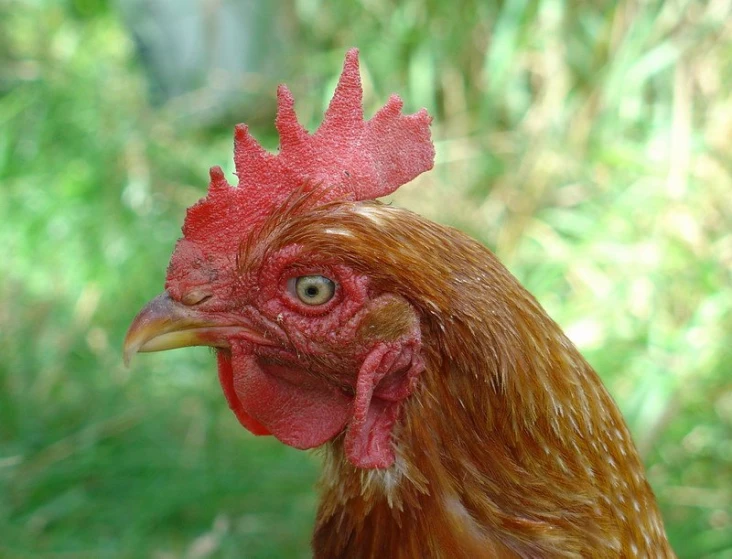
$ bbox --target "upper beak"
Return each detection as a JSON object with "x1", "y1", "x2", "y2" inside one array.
[{"x1": 123, "y1": 291, "x2": 243, "y2": 366}]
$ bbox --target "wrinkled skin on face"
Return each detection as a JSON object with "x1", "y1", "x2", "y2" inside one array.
[{"x1": 159, "y1": 229, "x2": 424, "y2": 469}]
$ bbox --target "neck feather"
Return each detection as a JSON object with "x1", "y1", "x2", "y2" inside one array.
[
  {"x1": 314, "y1": 230, "x2": 671, "y2": 558},
  {"x1": 279, "y1": 201, "x2": 672, "y2": 557}
]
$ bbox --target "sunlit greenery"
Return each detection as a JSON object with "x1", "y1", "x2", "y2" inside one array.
[{"x1": 1, "y1": 0, "x2": 730, "y2": 557}]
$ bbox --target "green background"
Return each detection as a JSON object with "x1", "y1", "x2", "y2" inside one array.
[{"x1": 1, "y1": 0, "x2": 730, "y2": 557}]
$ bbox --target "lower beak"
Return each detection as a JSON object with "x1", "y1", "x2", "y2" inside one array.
[{"x1": 123, "y1": 291, "x2": 234, "y2": 366}]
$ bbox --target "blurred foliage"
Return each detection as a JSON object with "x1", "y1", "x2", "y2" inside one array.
[{"x1": 0, "y1": 0, "x2": 730, "y2": 557}]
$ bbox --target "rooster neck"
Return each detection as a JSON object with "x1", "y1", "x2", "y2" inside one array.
[
  {"x1": 296, "y1": 206, "x2": 673, "y2": 556},
  {"x1": 313, "y1": 302, "x2": 674, "y2": 557}
]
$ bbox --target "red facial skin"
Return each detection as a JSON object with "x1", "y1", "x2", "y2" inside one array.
[{"x1": 164, "y1": 239, "x2": 423, "y2": 469}]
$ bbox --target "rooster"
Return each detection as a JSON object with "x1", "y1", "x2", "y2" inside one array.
[{"x1": 124, "y1": 49, "x2": 675, "y2": 558}]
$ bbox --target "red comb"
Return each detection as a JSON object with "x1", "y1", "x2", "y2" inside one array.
[{"x1": 182, "y1": 48, "x2": 435, "y2": 248}]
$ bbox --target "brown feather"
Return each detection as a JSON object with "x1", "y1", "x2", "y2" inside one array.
[{"x1": 264, "y1": 199, "x2": 674, "y2": 558}]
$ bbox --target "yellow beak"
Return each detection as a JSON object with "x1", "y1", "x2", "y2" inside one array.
[{"x1": 123, "y1": 291, "x2": 230, "y2": 366}]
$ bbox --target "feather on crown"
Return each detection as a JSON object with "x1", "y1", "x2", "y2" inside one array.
[{"x1": 181, "y1": 48, "x2": 435, "y2": 249}]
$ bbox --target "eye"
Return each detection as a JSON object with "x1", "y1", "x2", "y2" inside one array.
[{"x1": 291, "y1": 275, "x2": 336, "y2": 306}]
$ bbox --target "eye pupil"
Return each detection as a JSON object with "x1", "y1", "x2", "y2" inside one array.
[{"x1": 293, "y1": 275, "x2": 336, "y2": 306}]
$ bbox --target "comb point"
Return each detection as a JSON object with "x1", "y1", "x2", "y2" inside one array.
[
  {"x1": 276, "y1": 84, "x2": 308, "y2": 151},
  {"x1": 208, "y1": 166, "x2": 230, "y2": 193},
  {"x1": 322, "y1": 48, "x2": 363, "y2": 130},
  {"x1": 374, "y1": 95, "x2": 404, "y2": 120}
]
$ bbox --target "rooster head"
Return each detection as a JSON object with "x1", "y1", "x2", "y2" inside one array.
[{"x1": 123, "y1": 49, "x2": 435, "y2": 469}]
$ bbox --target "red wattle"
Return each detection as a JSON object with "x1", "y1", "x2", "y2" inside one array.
[
  {"x1": 220, "y1": 345, "x2": 352, "y2": 450},
  {"x1": 217, "y1": 351, "x2": 271, "y2": 436}
]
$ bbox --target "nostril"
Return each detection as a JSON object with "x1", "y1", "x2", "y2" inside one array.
[{"x1": 181, "y1": 290, "x2": 212, "y2": 306}]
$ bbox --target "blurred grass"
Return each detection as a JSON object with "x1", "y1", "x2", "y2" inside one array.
[{"x1": 1, "y1": 0, "x2": 731, "y2": 557}]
